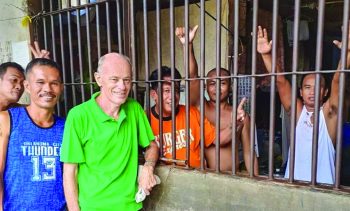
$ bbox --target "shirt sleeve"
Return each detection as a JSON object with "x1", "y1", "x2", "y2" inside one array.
[
  {"x1": 136, "y1": 103, "x2": 155, "y2": 148},
  {"x1": 60, "y1": 108, "x2": 86, "y2": 163}
]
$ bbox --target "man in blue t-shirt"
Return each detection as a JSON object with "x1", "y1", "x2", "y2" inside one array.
[{"x1": 0, "y1": 58, "x2": 66, "y2": 210}]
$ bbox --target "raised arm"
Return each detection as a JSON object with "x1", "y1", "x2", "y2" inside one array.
[
  {"x1": 0, "y1": 112, "x2": 10, "y2": 211},
  {"x1": 323, "y1": 25, "x2": 350, "y2": 144},
  {"x1": 257, "y1": 26, "x2": 297, "y2": 113},
  {"x1": 328, "y1": 29, "x2": 350, "y2": 112},
  {"x1": 175, "y1": 25, "x2": 200, "y2": 107}
]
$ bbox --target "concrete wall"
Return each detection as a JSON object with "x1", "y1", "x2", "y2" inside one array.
[
  {"x1": 135, "y1": 0, "x2": 230, "y2": 81},
  {"x1": 0, "y1": 0, "x2": 31, "y2": 104},
  {"x1": 0, "y1": 0, "x2": 30, "y2": 42},
  {"x1": 144, "y1": 166, "x2": 350, "y2": 211}
]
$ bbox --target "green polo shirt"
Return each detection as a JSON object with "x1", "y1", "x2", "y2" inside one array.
[{"x1": 60, "y1": 92, "x2": 154, "y2": 211}]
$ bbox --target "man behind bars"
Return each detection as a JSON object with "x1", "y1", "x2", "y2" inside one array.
[
  {"x1": 257, "y1": 25, "x2": 350, "y2": 184},
  {"x1": 149, "y1": 26, "x2": 247, "y2": 169},
  {"x1": 175, "y1": 25, "x2": 258, "y2": 174},
  {"x1": 0, "y1": 58, "x2": 66, "y2": 210},
  {"x1": 60, "y1": 53, "x2": 159, "y2": 210}
]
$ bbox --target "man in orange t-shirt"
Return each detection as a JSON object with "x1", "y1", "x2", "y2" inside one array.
[
  {"x1": 149, "y1": 67, "x2": 242, "y2": 168},
  {"x1": 149, "y1": 95, "x2": 215, "y2": 167}
]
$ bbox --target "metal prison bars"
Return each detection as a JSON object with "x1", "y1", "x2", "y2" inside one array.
[{"x1": 33, "y1": 0, "x2": 350, "y2": 191}]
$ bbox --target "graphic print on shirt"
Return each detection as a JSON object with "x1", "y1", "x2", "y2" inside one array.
[
  {"x1": 154, "y1": 129, "x2": 195, "y2": 155},
  {"x1": 21, "y1": 141, "x2": 61, "y2": 181}
]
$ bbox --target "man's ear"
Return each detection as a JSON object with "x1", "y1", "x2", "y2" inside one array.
[
  {"x1": 94, "y1": 72, "x2": 102, "y2": 87},
  {"x1": 299, "y1": 88, "x2": 303, "y2": 98},
  {"x1": 150, "y1": 89, "x2": 157, "y2": 101},
  {"x1": 23, "y1": 80, "x2": 30, "y2": 94}
]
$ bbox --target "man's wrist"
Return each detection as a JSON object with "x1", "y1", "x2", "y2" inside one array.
[{"x1": 144, "y1": 160, "x2": 156, "y2": 167}]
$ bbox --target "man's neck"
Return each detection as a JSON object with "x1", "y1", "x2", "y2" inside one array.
[
  {"x1": 208, "y1": 99, "x2": 231, "y2": 110},
  {"x1": 0, "y1": 96, "x2": 10, "y2": 111},
  {"x1": 154, "y1": 105, "x2": 171, "y2": 118},
  {"x1": 26, "y1": 104, "x2": 55, "y2": 127},
  {"x1": 304, "y1": 103, "x2": 323, "y2": 113},
  {"x1": 96, "y1": 95, "x2": 121, "y2": 119}
]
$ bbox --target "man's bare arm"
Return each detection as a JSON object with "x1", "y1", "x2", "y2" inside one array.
[
  {"x1": 0, "y1": 112, "x2": 10, "y2": 211},
  {"x1": 175, "y1": 25, "x2": 200, "y2": 107},
  {"x1": 63, "y1": 163, "x2": 80, "y2": 211},
  {"x1": 257, "y1": 26, "x2": 298, "y2": 113},
  {"x1": 215, "y1": 98, "x2": 247, "y2": 146},
  {"x1": 328, "y1": 34, "x2": 350, "y2": 113},
  {"x1": 240, "y1": 115, "x2": 259, "y2": 176},
  {"x1": 138, "y1": 141, "x2": 159, "y2": 195}
]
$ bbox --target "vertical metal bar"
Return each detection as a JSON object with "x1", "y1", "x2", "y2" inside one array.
[
  {"x1": 76, "y1": 1, "x2": 85, "y2": 102},
  {"x1": 49, "y1": 0, "x2": 61, "y2": 115},
  {"x1": 170, "y1": 0, "x2": 177, "y2": 162},
  {"x1": 289, "y1": 0, "x2": 301, "y2": 183},
  {"x1": 130, "y1": 0, "x2": 137, "y2": 99},
  {"x1": 106, "y1": 1, "x2": 112, "y2": 52},
  {"x1": 76, "y1": 0, "x2": 85, "y2": 102},
  {"x1": 116, "y1": 0, "x2": 123, "y2": 54},
  {"x1": 41, "y1": 0, "x2": 48, "y2": 50},
  {"x1": 96, "y1": 4, "x2": 101, "y2": 59},
  {"x1": 67, "y1": 11, "x2": 77, "y2": 106},
  {"x1": 59, "y1": 7, "x2": 68, "y2": 115},
  {"x1": 231, "y1": 0, "x2": 239, "y2": 176},
  {"x1": 200, "y1": 0, "x2": 206, "y2": 170},
  {"x1": 335, "y1": 2, "x2": 349, "y2": 189},
  {"x1": 214, "y1": 0, "x2": 222, "y2": 173},
  {"x1": 156, "y1": 0, "x2": 163, "y2": 158},
  {"x1": 249, "y1": 0, "x2": 258, "y2": 178},
  {"x1": 185, "y1": 0, "x2": 191, "y2": 168},
  {"x1": 143, "y1": 0, "x2": 150, "y2": 118},
  {"x1": 311, "y1": 0, "x2": 326, "y2": 186},
  {"x1": 122, "y1": 0, "x2": 130, "y2": 55},
  {"x1": 268, "y1": 0, "x2": 279, "y2": 179},
  {"x1": 49, "y1": 0, "x2": 57, "y2": 61},
  {"x1": 86, "y1": 2, "x2": 93, "y2": 96}
]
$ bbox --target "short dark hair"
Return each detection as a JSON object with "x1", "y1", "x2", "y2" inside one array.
[
  {"x1": 300, "y1": 73, "x2": 327, "y2": 89},
  {"x1": 26, "y1": 58, "x2": 62, "y2": 80},
  {"x1": 149, "y1": 66, "x2": 182, "y2": 90},
  {"x1": 0, "y1": 62, "x2": 24, "y2": 79},
  {"x1": 207, "y1": 67, "x2": 230, "y2": 77},
  {"x1": 207, "y1": 67, "x2": 231, "y2": 86}
]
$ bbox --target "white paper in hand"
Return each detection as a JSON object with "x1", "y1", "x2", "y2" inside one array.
[{"x1": 135, "y1": 165, "x2": 161, "y2": 203}]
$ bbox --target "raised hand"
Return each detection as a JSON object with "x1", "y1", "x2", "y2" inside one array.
[
  {"x1": 235, "y1": 97, "x2": 247, "y2": 131},
  {"x1": 257, "y1": 26, "x2": 272, "y2": 55},
  {"x1": 29, "y1": 41, "x2": 50, "y2": 59},
  {"x1": 175, "y1": 25, "x2": 199, "y2": 45},
  {"x1": 237, "y1": 97, "x2": 247, "y2": 122},
  {"x1": 333, "y1": 22, "x2": 350, "y2": 50}
]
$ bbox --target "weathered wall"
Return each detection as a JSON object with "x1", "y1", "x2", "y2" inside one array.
[
  {"x1": 144, "y1": 166, "x2": 350, "y2": 211},
  {"x1": 0, "y1": 0, "x2": 31, "y2": 104},
  {"x1": 0, "y1": 1, "x2": 30, "y2": 42},
  {"x1": 135, "y1": 0, "x2": 230, "y2": 81}
]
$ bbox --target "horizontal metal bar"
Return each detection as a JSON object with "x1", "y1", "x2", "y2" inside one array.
[
  {"x1": 37, "y1": 0, "x2": 111, "y2": 16},
  {"x1": 159, "y1": 157, "x2": 187, "y2": 164}
]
